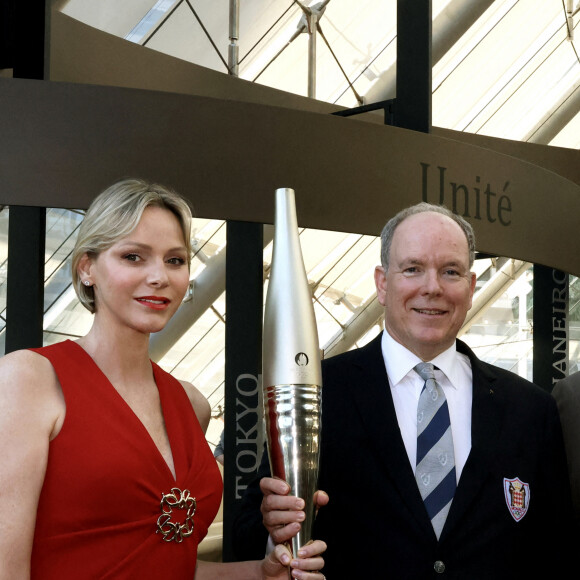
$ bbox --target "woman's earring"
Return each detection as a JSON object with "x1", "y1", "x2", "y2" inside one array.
[{"x1": 83, "y1": 280, "x2": 91, "y2": 287}]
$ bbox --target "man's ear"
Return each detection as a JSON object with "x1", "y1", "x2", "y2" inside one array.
[
  {"x1": 467, "y1": 271, "x2": 477, "y2": 307},
  {"x1": 374, "y1": 265, "x2": 388, "y2": 307}
]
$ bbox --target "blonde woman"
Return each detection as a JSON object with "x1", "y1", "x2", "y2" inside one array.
[{"x1": 0, "y1": 179, "x2": 326, "y2": 580}]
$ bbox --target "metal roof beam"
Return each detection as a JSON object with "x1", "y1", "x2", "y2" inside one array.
[
  {"x1": 364, "y1": 0, "x2": 495, "y2": 104},
  {"x1": 459, "y1": 259, "x2": 531, "y2": 336},
  {"x1": 323, "y1": 296, "x2": 384, "y2": 358},
  {"x1": 524, "y1": 81, "x2": 580, "y2": 144}
]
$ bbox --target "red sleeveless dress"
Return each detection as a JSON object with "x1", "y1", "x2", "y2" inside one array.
[{"x1": 29, "y1": 340, "x2": 223, "y2": 579}]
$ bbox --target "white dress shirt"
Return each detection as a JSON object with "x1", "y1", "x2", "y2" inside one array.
[{"x1": 381, "y1": 330, "x2": 473, "y2": 483}]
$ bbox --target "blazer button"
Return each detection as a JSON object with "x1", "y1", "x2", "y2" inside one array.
[{"x1": 434, "y1": 560, "x2": 446, "y2": 574}]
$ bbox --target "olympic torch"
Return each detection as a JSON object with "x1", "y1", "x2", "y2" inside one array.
[{"x1": 263, "y1": 187, "x2": 322, "y2": 562}]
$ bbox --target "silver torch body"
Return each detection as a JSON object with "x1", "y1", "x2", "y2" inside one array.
[{"x1": 263, "y1": 187, "x2": 322, "y2": 559}]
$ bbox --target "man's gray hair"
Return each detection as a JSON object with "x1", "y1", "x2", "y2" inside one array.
[{"x1": 380, "y1": 202, "x2": 476, "y2": 271}]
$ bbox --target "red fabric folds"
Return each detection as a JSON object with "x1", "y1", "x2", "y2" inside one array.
[{"x1": 30, "y1": 340, "x2": 222, "y2": 579}]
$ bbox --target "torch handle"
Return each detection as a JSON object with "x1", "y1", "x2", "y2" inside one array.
[{"x1": 265, "y1": 383, "x2": 322, "y2": 557}]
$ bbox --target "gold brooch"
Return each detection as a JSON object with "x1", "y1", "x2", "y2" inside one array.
[{"x1": 156, "y1": 487, "x2": 197, "y2": 543}]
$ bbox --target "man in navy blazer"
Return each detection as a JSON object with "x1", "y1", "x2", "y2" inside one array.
[{"x1": 235, "y1": 202, "x2": 574, "y2": 578}]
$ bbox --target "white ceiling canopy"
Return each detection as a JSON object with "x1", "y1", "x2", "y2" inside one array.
[{"x1": 61, "y1": 0, "x2": 580, "y2": 147}]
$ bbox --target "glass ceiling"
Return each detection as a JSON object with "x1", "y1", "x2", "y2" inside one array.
[{"x1": 2, "y1": 0, "x2": 579, "y2": 450}]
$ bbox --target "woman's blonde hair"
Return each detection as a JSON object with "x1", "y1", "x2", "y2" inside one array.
[{"x1": 71, "y1": 178, "x2": 193, "y2": 313}]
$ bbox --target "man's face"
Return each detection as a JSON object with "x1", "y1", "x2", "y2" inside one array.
[{"x1": 374, "y1": 211, "x2": 476, "y2": 361}]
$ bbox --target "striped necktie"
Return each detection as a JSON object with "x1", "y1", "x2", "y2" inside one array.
[{"x1": 415, "y1": 362, "x2": 456, "y2": 539}]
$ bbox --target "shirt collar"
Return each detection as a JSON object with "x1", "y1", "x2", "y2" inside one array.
[{"x1": 381, "y1": 329, "x2": 459, "y2": 389}]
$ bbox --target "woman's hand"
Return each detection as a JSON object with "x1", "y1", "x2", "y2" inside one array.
[{"x1": 261, "y1": 540, "x2": 327, "y2": 580}]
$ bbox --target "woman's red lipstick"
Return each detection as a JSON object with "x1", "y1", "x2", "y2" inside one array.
[{"x1": 135, "y1": 296, "x2": 170, "y2": 310}]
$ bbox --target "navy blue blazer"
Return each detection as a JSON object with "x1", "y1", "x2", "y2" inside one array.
[{"x1": 234, "y1": 333, "x2": 574, "y2": 578}]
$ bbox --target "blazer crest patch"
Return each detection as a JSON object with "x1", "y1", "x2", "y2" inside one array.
[{"x1": 504, "y1": 477, "x2": 530, "y2": 522}]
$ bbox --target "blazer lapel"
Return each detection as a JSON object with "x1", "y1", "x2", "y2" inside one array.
[
  {"x1": 347, "y1": 334, "x2": 434, "y2": 536},
  {"x1": 442, "y1": 340, "x2": 504, "y2": 538}
]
